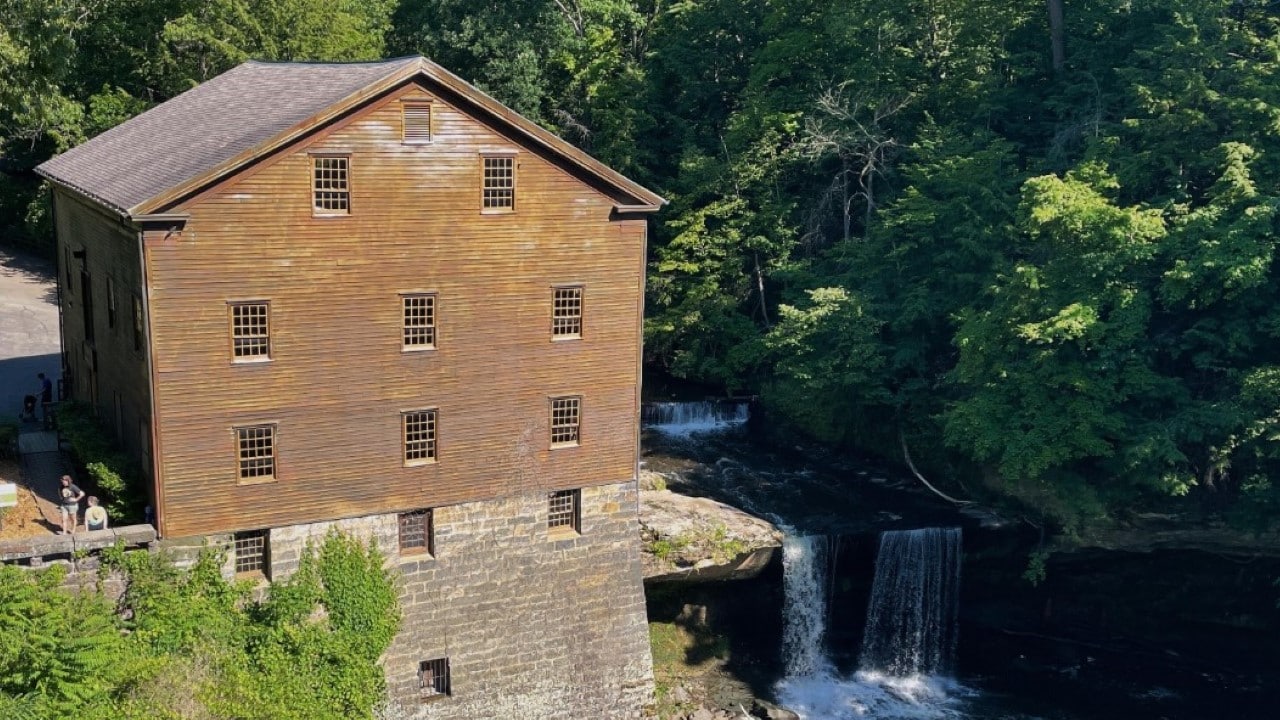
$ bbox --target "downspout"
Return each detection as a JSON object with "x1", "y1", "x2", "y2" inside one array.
[{"x1": 51, "y1": 191, "x2": 67, "y2": 387}]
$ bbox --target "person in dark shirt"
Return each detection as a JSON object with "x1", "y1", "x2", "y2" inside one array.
[
  {"x1": 59, "y1": 475, "x2": 84, "y2": 534},
  {"x1": 37, "y1": 373, "x2": 53, "y2": 404}
]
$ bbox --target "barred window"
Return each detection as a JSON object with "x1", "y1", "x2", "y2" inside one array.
[
  {"x1": 403, "y1": 410, "x2": 438, "y2": 464},
  {"x1": 230, "y1": 302, "x2": 270, "y2": 359},
  {"x1": 313, "y1": 156, "x2": 350, "y2": 214},
  {"x1": 398, "y1": 509, "x2": 434, "y2": 555},
  {"x1": 233, "y1": 530, "x2": 269, "y2": 576},
  {"x1": 403, "y1": 103, "x2": 432, "y2": 143},
  {"x1": 236, "y1": 424, "x2": 276, "y2": 481},
  {"x1": 482, "y1": 155, "x2": 515, "y2": 210},
  {"x1": 548, "y1": 489, "x2": 580, "y2": 534},
  {"x1": 107, "y1": 277, "x2": 117, "y2": 329},
  {"x1": 418, "y1": 658, "x2": 451, "y2": 697},
  {"x1": 550, "y1": 396, "x2": 580, "y2": 447},
  {"x1": 402, "y1": 294, "x2": 436, "y2": 349},
  {"x1": 552, "y1": 286, "x2": 583, "y2": 338}
]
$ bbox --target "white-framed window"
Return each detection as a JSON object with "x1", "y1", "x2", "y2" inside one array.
[{"x1": 481, "y1": 155, "x2": 515, "y2": 211}]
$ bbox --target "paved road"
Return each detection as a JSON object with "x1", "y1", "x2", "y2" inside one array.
[{"x1": 0, "y1": 246, "x2": 61, "y2": 419}]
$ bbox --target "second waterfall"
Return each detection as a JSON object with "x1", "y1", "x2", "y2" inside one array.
[{"x1": 776, "y1": 527, "x2": 967, "y2": 719}]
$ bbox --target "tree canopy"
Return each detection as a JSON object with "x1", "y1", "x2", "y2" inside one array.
[{"x1": 3, "y1": 0, "x2": 1280, "y2": 533}]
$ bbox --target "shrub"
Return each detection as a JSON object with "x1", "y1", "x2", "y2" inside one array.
[{"x1": 57, "y1": 402, "x2": 146, "y2": 522}]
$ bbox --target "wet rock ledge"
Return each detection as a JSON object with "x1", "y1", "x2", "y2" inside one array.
[{"x1": 639, "y1": 471, "x2": 783, "y2": 583}]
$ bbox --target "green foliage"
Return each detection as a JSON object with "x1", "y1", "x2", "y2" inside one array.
[
  {"x1": 56, "y1": 402, "x2": 146, "y2": 522},
  {"x1": 0, "y1": 532, "x2": 400, "y2": 719},
  {"x1": 6, "y1": 0, "x2": 1280, "y2": 535},
  {"x1": 1022, "y1": 549, "x2": 1049, "y2": 587}
]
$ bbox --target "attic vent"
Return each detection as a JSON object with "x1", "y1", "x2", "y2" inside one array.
[{"x1": 403, "y1": 103, "x2": 432, "y2": 144}]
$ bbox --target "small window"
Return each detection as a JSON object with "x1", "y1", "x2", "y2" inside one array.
[
  {"x1": 233, "y1": 530, "x2": 269, "y2": 577},
  {"x1": 403, "y1": 103, "x2": 432, "y2": 144},
  {"x1": 402, "y1": 294, "x2": 436, "y2": 350},
  {"x1": 418, "y1": 658, "x2": 451, "y2": 698},
  {"x1": 106, "y1": 277, "x2": 117, "y2": 330},
  {"x1": 403, "y1": 410, "x2": 438, "y2": 464},
  {"x1": 550, "y1": 396, "x2": 581, "y2": 447},
  {"x1": 236, "y1": 424, "x2": 276, "y2": 481},
  {"x1": 482, "y1": 156, "x2": 515, "y2": 211},
  {"x1": 313, "y1": 155, "x2": 350, "y2": 214},
  {"x1": 399, "y1": 509, "x2": 434, "y2": 555},
  {"x1": 132, "y1": 295, "x2": 144, "y2": 352},
  {"x1": 552, "y1": 286, "x2": 583, "y2": 339},
  {"x1": 230, "y1": 302, "x2": 270, "y2": 360},
  {"x1": 548, "y1": 489, "x2": 580, "y2": 534}
]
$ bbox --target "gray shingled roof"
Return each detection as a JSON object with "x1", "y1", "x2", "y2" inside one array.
[{"x1": 37, "y1": 57, "x2": 421, "y2": 215}]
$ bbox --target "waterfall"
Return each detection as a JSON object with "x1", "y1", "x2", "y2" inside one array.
[
  {"x1": 776, "y1": 528, "x2": 967, "y2": 719},
  {"x1": 781, "y1": 535, "x2": 834, "y2": 679},
  {"x1": 641, "y1": 401, "x2": 749, "y2": 434},
  {"x1": 858, "y1": 527, "x2": 962, "y2": 676}
]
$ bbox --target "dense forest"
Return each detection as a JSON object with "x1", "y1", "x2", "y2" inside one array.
[{"x1": 3, "y1": 0, "x2": 1279, "y2": 536}]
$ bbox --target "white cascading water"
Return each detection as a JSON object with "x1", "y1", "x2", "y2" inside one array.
[
  {"x1": 641, "y1": 401, "x2": 749, "y2": 435},
  {"x1": 859, "y1": 528, "x2": 962, "y2": 676},
  {"x1": 776, "y1": 528, "x2": 969, "y2": 719}
]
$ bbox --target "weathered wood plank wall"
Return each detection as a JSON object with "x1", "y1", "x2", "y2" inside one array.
[{"x1": 145, "y1": 82, "x2": 645, "y2": 538}]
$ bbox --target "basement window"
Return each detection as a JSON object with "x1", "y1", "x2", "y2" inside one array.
[
  {"x1": 550, "y1": 396, "x2": 580, "y2": 447},
  {"x1": 403, "y1": 410, "x2": 438, "y2": 464},
  {"x1": 313, "y1": 155, "x2": 350, "y2": 214},
  {"x1": 236, "y1": 424, "x2": 276, "y2": 482},
  {"x1": 230, "y1": 301, "x2": 270, "y2": 360},
  {"x1": 418, "y1": 658, "x2": 451, "y2": 698},
  {"x1": 548, "y1": 489, "x2": 580, "y2": 535},
  {"x1": 402, "y1": 294, "x2": 436, "y2": 350},
  {"x1": 233, "y1": 530, "x2": 270, "y2": 577},
  {"x1": 552, "y1": 286, "x2": 583, "y2": 339},
  {"x1": 398, "y1": 509, "x2": 434, "y2": 556},
  {"x1": 403, "y1": 103, "x2": 432, "y2": 144},
  {"x1": 481, "y1": 155, "x2": 515, "y2": 211}
]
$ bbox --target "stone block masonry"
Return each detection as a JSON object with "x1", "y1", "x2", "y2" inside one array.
[{"x1": 263, "y1": 481, "x2": 654, "y2": 719}]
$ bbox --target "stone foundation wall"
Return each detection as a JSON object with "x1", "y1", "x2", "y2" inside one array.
[{"x1": 261, "y1": 481, "x2": 654, "y2": 719}]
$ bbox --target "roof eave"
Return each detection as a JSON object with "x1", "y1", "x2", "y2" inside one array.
[{"x1": 35, "y1": 169, "x2": 131, "y2": 219}]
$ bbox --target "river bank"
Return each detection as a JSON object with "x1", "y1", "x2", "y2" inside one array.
[{"x1": 639, "y1": 409, "x2": 1280, "y2": 719}]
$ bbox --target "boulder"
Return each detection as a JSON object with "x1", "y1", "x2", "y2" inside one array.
[{"x1": 640, "y1": 488, "x2": 783, "y2": 583}]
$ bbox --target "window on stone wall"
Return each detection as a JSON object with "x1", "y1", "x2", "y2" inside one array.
[
  {"x1": 398, "y1": 509, "x2": 434, "y2": 556},
  {"x1": 418, "y1": 658, "x2": 451, "y2": 698},
  {"x1": 548, "y1": 489, "x2": 580, "y2": 535},
  {"x1": 550, "y1": 396, "x2": 580, "y2": 447},
  {"x1": 233, "y1": 529, "x2": 269, "y2": 577}
]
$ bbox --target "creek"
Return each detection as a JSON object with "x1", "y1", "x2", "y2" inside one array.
[{"x1": 641, "y1": 401, "x2": 1280, "y2": 719}]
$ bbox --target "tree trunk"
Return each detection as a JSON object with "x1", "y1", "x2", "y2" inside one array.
[{"x1": 1047, "y1": 0, "x2": 1066, "y2": 72}]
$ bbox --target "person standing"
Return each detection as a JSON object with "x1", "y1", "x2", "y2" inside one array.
[
  {"x1": 59, "y1": 475, "x2": 84, "y2": 534},
  {"x1": 84, "y1": 497, "x2": 109, "y2": 531}
]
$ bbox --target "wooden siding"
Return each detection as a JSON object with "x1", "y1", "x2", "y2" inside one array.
[
  {"x1": 146, "y1": 82, "x2": 645, "y2": 538},
  {"x1": 54, "y1": 190, "x2": 154, "y2": 488}
]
